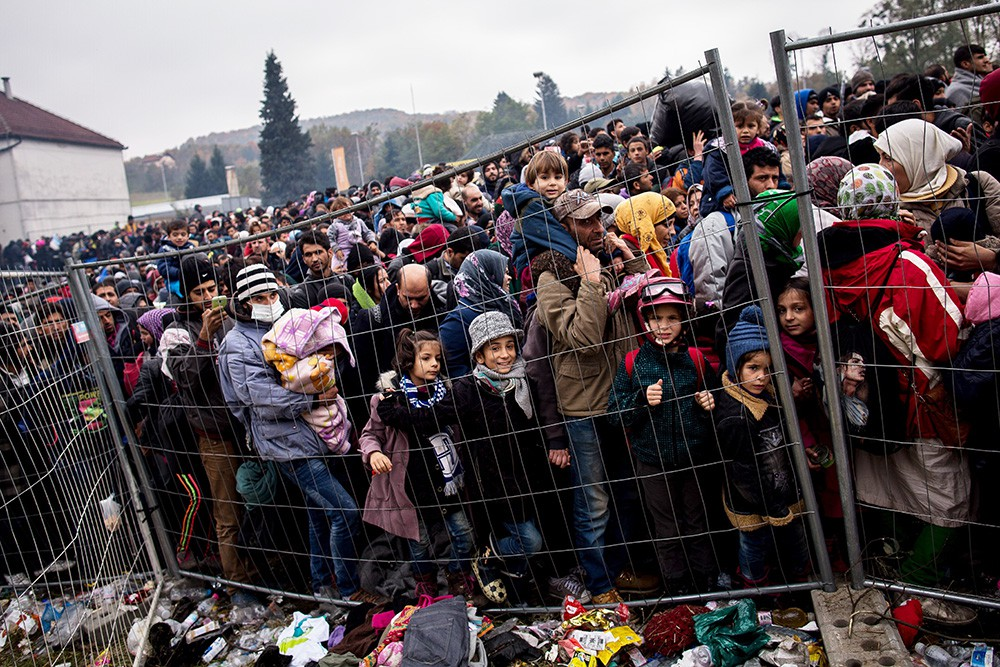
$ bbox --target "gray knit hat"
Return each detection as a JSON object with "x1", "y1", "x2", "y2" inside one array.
[{"x1": 468, "y1": 311, "x2": 523, "y2": 358}]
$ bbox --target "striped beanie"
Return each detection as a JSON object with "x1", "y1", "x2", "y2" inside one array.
[{"x1": 235, "y1": 264, "x2": 279, "y2": 303}]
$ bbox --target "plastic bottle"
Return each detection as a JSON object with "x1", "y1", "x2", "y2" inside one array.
[
  {"x1": 970, "y1": 644, "x2": 999, "y2": 667},
  {"x1": 915, "y1": 642, "x2": 962, "y2": 667},
  {"x1": 178, "y1": 611, "x2": 200, "y2": 635},
  {"x1": 197, "y1": 594, "x2": 219, "y2": 616}
]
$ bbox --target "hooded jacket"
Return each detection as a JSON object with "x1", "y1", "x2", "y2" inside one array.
[
  {"x1": 503, "y1": 183, "x2": 579, "y2": 274},
  {"x1": 817, "y1": 219, "x2": 964, "y2": 441},
  {"x1": 945, "y1": 66, "x2": 983, "y2": 108},
  {"x1": 159, "y1": 307, "x2": 238, "y2": 439},
  {"x1": 218, "y1": 317, "x2": 327, "y2": 462}
]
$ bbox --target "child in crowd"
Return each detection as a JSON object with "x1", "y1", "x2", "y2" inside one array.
[
  {"x1": 156, "y1": 219, "x2": 196, "y2": 299},
  {"x1": 261, "y1": 304, "x2": 354, "y2": 454},
  {"x1": 412, "y1": 174, "x2": 459, "y2": 230},
  {"x1": 715, "y1": 305, "x2": 811, "y2": 587},
  {"x1": 503, "y1": 151, "x2": 575, "y2": 284},
  {"x1": 607, "y1": 276, "x2": 719, "y2": 595},
  {"x1": 700, "y1": 102, "x2": 771, "y2": 217},
  {"x1": 452, "y1": 311, "x2": 549, "y2": 604},
  {"x1": 777, "y1": 278, "x2": 846, "y2": 568},
  {"x1": 360, "y1": 329, "x2": 475, "y2": 599}
]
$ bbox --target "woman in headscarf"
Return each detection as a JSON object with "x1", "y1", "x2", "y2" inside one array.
[
  {"x1": 439, "y1": 249, "x2": 520, "y2": 378},
  {"x1": 874, "y1": 118, "x2": 1000, "y2": 233},
  {"x1": 807, "y1": 156, "x2": 854, "y2": 217},
  {"x1": 613, "y1": 192, "x2": 675, "y2": 276},
  {"x1": 816, "y1": 165, "x2": 972, "y2": 617},
  {"x1": 717, "y1": 190, "x2": 803, "y2": 348}
]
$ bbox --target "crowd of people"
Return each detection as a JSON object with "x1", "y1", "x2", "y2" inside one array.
[{"x1": 4, "y1": 45, "x2": 1000, "y2": 620}]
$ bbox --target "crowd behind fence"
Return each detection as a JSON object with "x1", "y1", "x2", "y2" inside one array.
[{"x1": 3, "y1": 11, "x2": 1000, "y2": 651}]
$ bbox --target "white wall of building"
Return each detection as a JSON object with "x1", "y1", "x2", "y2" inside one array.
[{"x1": 0, "y1": 139, "x2": 130, "y2": 243}]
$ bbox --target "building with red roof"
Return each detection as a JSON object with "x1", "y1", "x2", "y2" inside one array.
[{"x1": 1, "y1": 77, "x2": 130, "y2": 243}]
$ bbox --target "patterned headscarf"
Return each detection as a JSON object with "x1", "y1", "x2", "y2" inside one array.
[
  {"x1": 806, "y1": 156, "x2": 854, "y2": 214},
  {"x1": 137, "y1": 308, "x2": 175, "y2": 344},
  {"x1": 614, "y1": 192, "x2": 675, "y2": 275},
  {"x1": 837, "y1": 164, "x2": 900, "y2": 221},
  {"x1": 452, "y1": 250, "x2": 522, "y2": 327}
]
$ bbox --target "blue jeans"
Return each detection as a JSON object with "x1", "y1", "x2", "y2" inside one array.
[
  {"x1": 278, "y1": 458, "x2": 360, "y2": 596},
  {"x1": 408, "y1": 509, "x2": 475, "y2": 576},
  {"x1": 493, "y1": 520, "x2": 543, "y2": 577},
  {"x1": 738, "y1": 519, "x2": 811, "y2": 584},
  {"x1": 566, "y1": 416, "x2": 615, "y2": 595}
]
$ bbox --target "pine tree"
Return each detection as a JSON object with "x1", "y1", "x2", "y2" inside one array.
[
  {"x1": 476, "y1": 92, "x2": 534, "y2": 137},
  {"x1": 533, "y1": 73, "x2": 569, "y2": 130},
  {"x1": 259, "y1": 51, "x2": 314, "y2": 204},
  {"x1": 185, "y1": 153, "x2": 211, "y2": 198},
  {"x1": 208, "y1": 145, "x2": 228, "y2": 195}
]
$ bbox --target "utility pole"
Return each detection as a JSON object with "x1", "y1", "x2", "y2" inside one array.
[
  {"x1": 411, "y1": 84, "x2": 424, "y2": 169},
  {"x1": 533, "y1": 72, "x2": 547, "y2": 130}
]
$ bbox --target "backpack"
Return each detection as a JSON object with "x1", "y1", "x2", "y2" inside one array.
[{"x1": 624, "y1": 345, "x2": 711, "y2": 390}]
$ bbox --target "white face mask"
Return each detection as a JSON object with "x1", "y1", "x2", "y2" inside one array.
[{"x1": 250, "y1": 300, "x2": 285, "y2": 323}]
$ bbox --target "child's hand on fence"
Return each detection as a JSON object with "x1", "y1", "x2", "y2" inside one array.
[
  {"x1": 548, "y1": 449, "x2": 571, "y2": 468},
  {"x1": 646, "y1": 379, "x2": 664, "y2": 406},
  {"x1": 694, "y1": 390, "x2": 715, "y2": 411},
  {"x1": 370, "y1": 452, "x2": 393, "y2": 475}
]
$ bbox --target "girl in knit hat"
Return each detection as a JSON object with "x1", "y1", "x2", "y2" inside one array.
[
  {"x1": 714, "y1": 305, "x2": 811, "y2": 587},
  {"x1": 451, "y1": 310, "x2": 554, "y2": 604}
]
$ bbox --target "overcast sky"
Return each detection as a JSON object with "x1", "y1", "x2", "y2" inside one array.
[{"x1": 4, "y1": 0, "x2": 880, "y2": 158}]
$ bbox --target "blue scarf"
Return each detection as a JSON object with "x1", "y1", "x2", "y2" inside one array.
[
  {"x1": 400, "y1": 374, "x2": 447, "y2": 408},
  {"x1": 399, "y1": 374, "x2": 463, "y2": 495}
]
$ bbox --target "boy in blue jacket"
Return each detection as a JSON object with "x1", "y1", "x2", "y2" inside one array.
[{"x1": 156, "y1": 219, "x2": 196, "y2": 299}]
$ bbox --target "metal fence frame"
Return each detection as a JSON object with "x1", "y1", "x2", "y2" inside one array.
[
  {"x1": 56, "y1": 54, "x2": 843, "y2": 611},
  {"x1": 770, "y1": 2, "x2": 1000, "y2": 608}
]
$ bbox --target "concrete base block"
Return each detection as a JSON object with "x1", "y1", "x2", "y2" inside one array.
[{"x1": 811, "y1": 586, "x2": 912, "y2": 667}]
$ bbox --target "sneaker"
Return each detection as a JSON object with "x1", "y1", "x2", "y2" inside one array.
[
  {"x1": 591, "y1": 589, "x2": 624, "y2": 605},
  {"x1": 4, "y1": 572, "x2": 31, "y2": 587},
  {"x1": 615, "y1": 570, "x2": 660, "y2": 595},
  {"x1": 916, "y1": 595, "x2": 978, "y2": 626},
  {"x1": 548, "y1": 572, "x2": 592, "y2": 604},
  {"x1": 314, "y1": 585, "x2": 339, "y2": 600}
]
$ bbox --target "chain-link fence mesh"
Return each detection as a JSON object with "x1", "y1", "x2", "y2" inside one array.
[
  {"x1": 2, "y1": 269, "x2": 160, "y2": 664},
  {"x1": 770, "y1": 3, "x2": 1000, "y2": 616}
]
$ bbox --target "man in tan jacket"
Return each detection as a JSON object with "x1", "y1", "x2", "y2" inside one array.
[{"x1": 532, "y1": 190, "x2": 652, "y2": 603}]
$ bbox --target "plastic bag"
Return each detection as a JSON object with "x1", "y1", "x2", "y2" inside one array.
[
  {"x1": 100, "y1": 494, "x2": 122, "y2": 532},
  {"x1": 693, "y1": 599, "x2": 769, "y2": 667}
]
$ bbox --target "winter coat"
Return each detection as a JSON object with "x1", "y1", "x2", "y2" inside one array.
[
  {"x1": 903, "y1": 167, "x2": 1000, "y2": 233},
  {"x1": 159, "y1": 309, "x2": 238, "y2": 439},
  {"x1": 714, "y1": 378, "x2": 803, "y2": 531},
  {"x1": 358, "y1": 373, "x2": 460, "y2": 541},
  {"x1": 439, "y1": 304, "x2": 479, "y2": 379},
  {"x1": 533, "y1": 254, "x2": 641, "y2": 417},
  {"x1": 290, "y1": 271, "x2": 356, "y2": 310},
  {"x1": 503, "y1": 183, "x2": 579, "y2": 274},
  {"x1": 951, "y1": 317, "x2": 1000, "y2": 444},
  {"x1": 607, "y1": 342, "x2": 716, "y2": 470},
  {"x1": 819, "y1": 220, "x2": 972, "y2": 526},
  {"x1": 350, "y1": 282, "x2": 455, "y2": 393},
  {"x1": 412, "y1": 185, "x2": 457, "y2": 228},
  {"x1": 156, "y1": 240, "x2": 196, "y2": 296},
  {"x1": 945, "y1": 66, "x2": 983, "y2": 109},
  {"x1": 217, "y1": 318, "x2": 327, "y2": 461},
  {"x1": 689, "y1": 210, "x2": 737, "y2": 307},
  {"x1": 452, "y1": 375, "x2": 549, "y2": 524},
  {"x1": 817, "y1": 219, "x2": 964, "y2": 440},
  {"x1": 126, "y1": 350, "x2": 200, "y2": 472}
]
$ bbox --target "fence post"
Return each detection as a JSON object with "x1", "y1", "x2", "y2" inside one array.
[
  {"x1": 768, "y1": 30, "x2": 866, "y2": 590},
  {"x1": 704, "y1": 48, "x2": 835, "y2": 593},
  {"x1": 65, "y1": 263, "x2": 177, "y2": 579}
]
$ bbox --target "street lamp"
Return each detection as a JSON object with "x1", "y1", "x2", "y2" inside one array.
[
  {"x1": 533, "y1": 71, "x2": 547, "y2": 130},
  {"x1": 352, "y1": 133, "x2": 364, "y2": 185}
]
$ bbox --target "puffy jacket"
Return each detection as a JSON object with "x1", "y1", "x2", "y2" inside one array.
[
  {"x1": 218, "y1": 319, "x2": 327, "y2": 462},
  {"x1": 817, "y1": 219, "x2": 964, "y2": 441},
  {"x1": 503, "y1": 183, "x2": 579, "y2": 273}
]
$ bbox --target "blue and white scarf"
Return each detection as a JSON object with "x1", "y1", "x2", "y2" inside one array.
[{"x1": 399, "y1": 374, "x2": 463, "y2": 495}]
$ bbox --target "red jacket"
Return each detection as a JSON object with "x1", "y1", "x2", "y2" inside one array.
[{"x1": 818, "y1": 219, "x2": 964, "y2": 441}]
